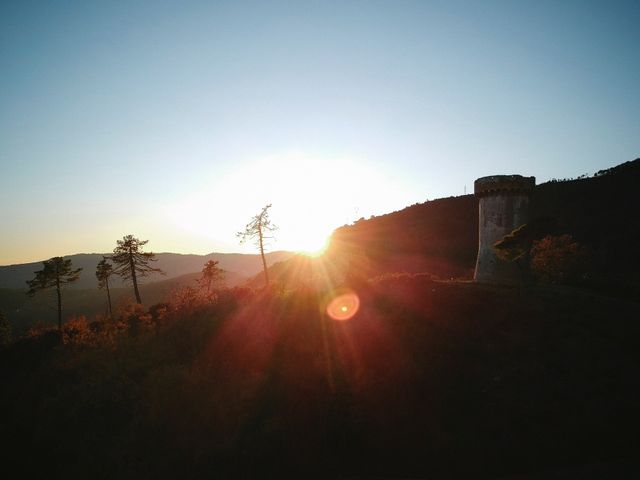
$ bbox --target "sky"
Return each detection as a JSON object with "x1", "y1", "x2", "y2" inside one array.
[{"x1": 1, "y1": 0, "x2": 638, "y2": 265}]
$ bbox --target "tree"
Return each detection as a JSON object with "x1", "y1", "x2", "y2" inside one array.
[
  {"x1": 26, "y1": 257, "x2": 82, "y2": 331},
  {"x1": 237, "y1": 204, "x2": 277, "y2": 286},
  {"x1": 493, "y1": 224, "x2": 535, "y2": 290},
  {"x1": 111, "y1": 235, "x2": 164, "y2": 304},
  {"x1": 493, "y1": 224, "x2": 532, "y2": 264},
  {"x1": 198, "y1": 260, "x2": 225, "y2": 294},
  {"x1": 96, "y1": 256, "x2": 115, "y2": 317}
]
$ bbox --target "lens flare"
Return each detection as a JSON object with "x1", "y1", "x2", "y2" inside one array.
[{"x1": 326, "y1": 291, "x2": 360, "y2": 321}]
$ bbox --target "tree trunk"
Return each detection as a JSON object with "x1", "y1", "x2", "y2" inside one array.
[
  {"x1": 56, "y1": 279, "x2": 62, "y2": 332},
  {"x1": 129, "y1": 250, "x2": 142, "y2": 304},
  {"x1": 259, "y1": 227, "x2": 269, "y2": 286},
  {"x1": 106, "y1": 278, "x2": 113, "y2": 317}
]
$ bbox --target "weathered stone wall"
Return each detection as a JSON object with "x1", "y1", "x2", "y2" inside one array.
[{"x1": 474, "y1": 175, "x2": 535, "y2": 285}]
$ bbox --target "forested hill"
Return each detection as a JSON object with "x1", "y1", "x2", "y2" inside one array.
[
  {"x1": 0, "y1": 251, "x2": 293, "y2": 290},
  {"x1": 330, "y1": 194, "x2": 478, "y2": 278},
  {"x1": 260, "y1": 158, "x2": 640, "y2": 288},
  {"x1": 531, "y1": 159, "x2": 640, "y2": 285}
]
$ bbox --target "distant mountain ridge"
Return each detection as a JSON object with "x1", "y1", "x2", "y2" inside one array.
[{"x1": 0, "y1": 251, "x2": 294, "y2": 290}]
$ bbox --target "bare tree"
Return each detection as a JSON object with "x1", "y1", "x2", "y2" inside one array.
[
  {"x1": 26, "y1": 257, "x2": 82, "y2": 331},
  {"x1": 111, "y1": 235, "x2": 164, "y2": 304},
  {"x1": 237, "y1": 204, "x2": 277, "y2": 286},
  {"x1": 96, "y1": 256, "x2": 115, "y2": 317}
]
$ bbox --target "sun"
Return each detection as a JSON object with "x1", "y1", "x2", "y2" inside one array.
[
  {"x1": 293, "y1": 232, "x2": 331, "y2": 257},
  {"x1": 166, "y1": 151, "x2": 418, "y2": 256}
]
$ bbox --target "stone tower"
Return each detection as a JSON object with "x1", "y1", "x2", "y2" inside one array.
[{"x1": 474, "y1": 174, "x2": 535, "y2": 284}]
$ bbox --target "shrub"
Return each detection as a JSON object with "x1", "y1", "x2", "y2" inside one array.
[
  {"x1": 62, "y1": 315, "x2": 94, "y2": 346},
  {"x1": 530, "y1": 234, "x2": 590, "y2": 284}
]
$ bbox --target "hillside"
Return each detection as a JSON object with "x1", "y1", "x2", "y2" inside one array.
[
  {"x1": 253, "y1": 158, "x2": 640, "y2": 292},
  {"x1": 531, "y1": 160, "x2": 640, "y2": 286},
  {"x1": 2, "y1": 277, "x2": 638, "y2": 478}
]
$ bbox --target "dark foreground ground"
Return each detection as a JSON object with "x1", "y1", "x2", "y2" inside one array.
[{"x1": 1, "y1": 277, "x2": 639, "y2": 478}]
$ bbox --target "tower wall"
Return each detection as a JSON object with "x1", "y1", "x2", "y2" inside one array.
[{"x1": 474, "y1": 175, "x2": 535, "y2": 285}]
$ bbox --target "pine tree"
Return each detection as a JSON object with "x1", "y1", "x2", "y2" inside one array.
[
  {"x1": 237, "y1": 204, "x2": 277, "y2": 286},
  {"x1": 96, "y1": 256, "x2": 115, "y2": 317},
  {"x1": 198, "y1": 260, "x2": 225, "y2": 294},
  {"x1": 111, "y1": 235, "x2": 164, "y2": 304},
  {"x1": 26, "y1": 257, "x2": 82, "y2": 331}
]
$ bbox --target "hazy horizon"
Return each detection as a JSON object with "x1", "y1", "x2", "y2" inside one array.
[
  {"x1": 2, "y1": 1, "x2": 638, "y2": 264},
  {"x1": 0, "y1": 248, "x2": 295, "y2": 268}
]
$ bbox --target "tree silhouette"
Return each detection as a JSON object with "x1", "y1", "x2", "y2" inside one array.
[
  {"x1": 26, "y1": 257, "x2": 82, "y2": 331},
  {"x1": 111, "y1": 235, "x2": 164, "y2": 304},
  {"x1": 96, "y1": 256, "x2": 115, "y2": 317},
  {"x1": 198, "y1": 260, "x2": 225, "y2": 294},
  {"x1": 237, "y1": 204, "x2": 277, "y2": 286}
]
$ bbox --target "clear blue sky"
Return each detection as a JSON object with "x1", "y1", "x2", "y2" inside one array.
[{"x1": 1, "y1": 0, "x2": 638, "y2": 264}]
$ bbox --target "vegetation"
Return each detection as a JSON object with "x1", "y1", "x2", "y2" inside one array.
[
  {"x1": 111, "y1": 235, "x2": 164, "y2": 304},
  {"x1": 237, "y1": 204, "x2": 277, "y2": 286},
  {"x1": 493, "y1": 224, "x2": 532, "y2": 263},
  {"x1": 530, "y1": 234, "x2": 590, "y2": 284},
  {"x1": 26, "y1": 257, "x2": 82, "y2": 330},
  {"x1": 198, "y1": 259, "x2": 225, "y2": 294},
  {"x1": 1, "y1": 277, "x2": 638, "y2": 478},
  {"x1": 492, "y1": 223, "x2": 534, "y2": 289},
  {"x1": 95, "y1": 256, "x2": 114, "y2": 317}
]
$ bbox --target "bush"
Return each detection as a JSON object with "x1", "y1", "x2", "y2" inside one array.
[
  {"x1": 530, "y1": 234, "x2": 590, "y2": 284},
  {"x1": 62, "y1": 315, "x2": 94, "y2": 346}
]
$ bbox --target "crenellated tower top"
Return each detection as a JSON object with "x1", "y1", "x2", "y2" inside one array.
[{"x1": 474, "y1": 175, "x2": 535, "y2": 197}]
